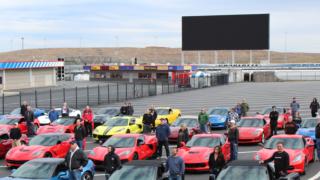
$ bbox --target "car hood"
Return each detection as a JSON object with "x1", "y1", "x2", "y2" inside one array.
[
  {"x1": 256, "y1": 148, "x2": 302, "y2": 162},
  {"x1": 89, "y1": 146, "x2": 133, "y2": 160},
  {"x1": 209, "y1": 115, "x2": 226, "y2": 123},
  {"x1": 7, "y1": 146, "x2": 48, "y2": 159},
  {"x1": 107, "y1": 126, "x2": 128, "y2": 135},
  {"x1": 0, "y1": 125, "x2": 12, "y2": 133},
  {"x1": 178, "y1": 147, "x2": 212, "y2": 162},
  {"x1": 239, "y1": 127, "x2": 263, "y2": 137},
  {"x1": 37, "y1": 125, "x2": 66, "y2": 134}
]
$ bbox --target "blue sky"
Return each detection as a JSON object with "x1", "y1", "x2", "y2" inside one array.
[{"x1": 0, "y1": 0, "x2": 319, "y2": 52}]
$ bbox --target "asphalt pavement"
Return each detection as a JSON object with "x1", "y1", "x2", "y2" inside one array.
[{"x1": 1, "y1": 81, "x2": 320, "y2": 180}]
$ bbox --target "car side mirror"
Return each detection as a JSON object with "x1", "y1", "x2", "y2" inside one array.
[
  {"x1": 137, "y1": 140, "x2": 144, "y2": 146},
  {"x1": 57, "y1": 171, "x2": 68, "y2": 179},
  {"x1": 57, "y1": 140, "x2": 62, "y2": 145}
]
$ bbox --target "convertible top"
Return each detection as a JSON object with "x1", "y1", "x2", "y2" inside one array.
[{"x1": 124, "y1": 160, "x2": 165, "y2": 167}]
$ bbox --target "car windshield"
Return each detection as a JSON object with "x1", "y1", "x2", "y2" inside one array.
[
  {"x1": 97, "y1": 108, "x2": 119, "y2": 116},
  {"x1": 186, "y1": 136, "x2": 220, "y2": 148},
  {"x1": 94, "y1": 116, "x2": 107, "y2": 121},
  {"x1": 10, "y1": 108, "x2": 20, "y2": 115},
  {"x1": 29, "y1": 135, "x2": 59, "y2": 146},
  {"x1": 11, "y1": 161, "x2": 56, "y2": 179},
  {"x1": 0, "y1": 118, "x2": 19, "y2": 125},
  {"x1": 172, "y1": 118, "x2": 198, "y2": 127},
  {"x1": 104, "y1": 118, "x2": 128, "y2": 126},
  {"x1": 53, "y1": 118, "x2": 74, "y2": 126},
  {"x1": 208, "y1": 109, "x2": 228, "y2": 116},
  {"x1": 301, "y1": 119, "x2": 318, "y2": 128},
  {"x1": 156, "y1": 109, "x2": 170, "y2": 115},
  {"x1": 264, "y1": 137, "x2": 304, "y2": 150},
  {"x1": 103, "y1": 137, "x2": 135, "y2": 148},
  {"x1": 217, "y1": 166, "x2": 269, "y2": 180},
  {"x1": 109, "y1": 165, "x2": 156, "y2": 180},
  {"x1": 238, "y1": 119, "x2": 264, "y2": 127},
  {"x1": 261, "y1": 108, "x2": 283, "y2": 115}
]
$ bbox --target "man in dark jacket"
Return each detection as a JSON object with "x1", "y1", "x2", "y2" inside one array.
[
  {"x1": 269, "y1": 106, "x2": 279, "y2": 136},
  {"x1": 20, "y1": 101, "x2": 28, "y2": 116},
  {"x1": 127, "y1": 102, "x2": 134, "y2": 116},
  {"x1": 156, "y1": 118, "x2": 171, "y2": 158},
  {"x1": 177, "y1": 124, "x2": 189, "y2": 148},
  {"x1": 315, "y1": 120, "x2": 320, "y2": 161},
  {"x1": 24, "y1": 106, "x2": 34, "y2": 137},
  {"x1": 260, "y1": 141, "x2": 289, "y2": 179},
  {"x1": 74, "y1": 119, "x2": 87, "y2": 149},
  {"x1": 142, "y1": 109, "x2": 153, "y2": 134},
  {"x1": 65, "y1": 141, "x2": 88, "y2": 180},
  {"x1": 228, "y1": 120, "x2": 239, "y2": 161},
  {"x1": 284, "y1": 118, "x2": 298, "y2": 134},
  {"x1": 104, "y1": 145, "x2": 121, "y2": 180},
  {"x1": 120, "y1": 102, "x2": 128, "y2": 116},
  {"x1": 310, "y1": 98, "x2": 320, "y2": 117},
  {"x1": 9, "y1": 123, "x2": 22, "y2": 147}
]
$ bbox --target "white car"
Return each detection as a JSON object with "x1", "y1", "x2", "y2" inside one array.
[
  {"x1": 54, "y1": 108, "x2": 82, "y2": 117},
  {"x1": 37, "y1": 115, "x2": 51, "y2": 125}
]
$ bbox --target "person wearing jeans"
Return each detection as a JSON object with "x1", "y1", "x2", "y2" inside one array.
[
  {"x1": 316, "y1": 120, "x2": 320, "y2": 161},
  {"x1": 228, "y1": 120, "x2": 239, "y2": 161},
  {"x1": 198, "y1": 109, "x2": 209, "y2": 133},
  {"x1": 156, "y1": 118, "x2": 171, "y2": 158},
  {"x1": 166, "y1": 147, "x2": 185, "y2": 180}
]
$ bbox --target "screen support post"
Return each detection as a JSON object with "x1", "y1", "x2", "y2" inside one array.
[
  {"x1": 231, "y1": 50, "x2": 235, "y2": 64},
  {"x1": 250, "y1": 50, "x2": 253, "y2": 65},
  {"x1": 214, "y1": 51, "x2": 218, "y2": 64},
  {"x1": 181, "y1": 50, "x2": 185, "y2": 65},
  {"x1": 198, "y1": 51, "x2": 201, "y2": 64}
]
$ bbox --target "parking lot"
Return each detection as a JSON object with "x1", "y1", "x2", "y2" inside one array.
[{"x1": 1, "y1": 81, "x2": 320, "y2": 180}]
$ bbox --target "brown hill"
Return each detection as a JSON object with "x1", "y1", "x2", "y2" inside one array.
[{"x1": 0, "y1": 47, "x2": 319, "y2": 64}]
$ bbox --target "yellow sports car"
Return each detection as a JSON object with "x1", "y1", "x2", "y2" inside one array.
[
  {"x1": 154, "y1": 107, "x2": 181, "y2": 126},
  {"x1": 93, "y1": 116, "x2": 143, "y2": 142}
]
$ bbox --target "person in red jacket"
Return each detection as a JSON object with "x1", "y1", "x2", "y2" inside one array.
[{"x1": 82, "y1": 105, "x2": 93, "y2": 137}]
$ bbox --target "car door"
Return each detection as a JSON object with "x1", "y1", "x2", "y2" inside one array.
[
  {"x1": 304, "y1": 137, "x2": 315, "y2": 162},
  {"x1": 221, "y1": 136, "x2": 231, "y2": 161},
  {"x1": 136, "y1": 135, "x2": 148, "y2": 159}
]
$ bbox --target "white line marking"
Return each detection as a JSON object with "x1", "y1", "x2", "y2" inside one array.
[
  {"x1": 0, "y1": 166, "x2": 7, "y2": 168},
  {"x1": 309, "y1": 170, "x2": 320, "y2": 180},
  {"x1": 94, "y1": 174, "x2": 106, "y2": 177},
  {"x1": 238, "y1": 151, "x2": 257, "y2": 154}
]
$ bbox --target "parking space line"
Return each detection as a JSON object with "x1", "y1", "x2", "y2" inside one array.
[
  {"x1": 94, "y1": 174, "x2": 106, "y2": 177},
  {"x1": 238, "y1": 151, "x2": 257, "y2": 154},
  {"x1": 309, "y1": 171, "x2": 320, "y2": 180},
  {"x1": 0, "y1": 166, "x2": 7, "y2": 168}
]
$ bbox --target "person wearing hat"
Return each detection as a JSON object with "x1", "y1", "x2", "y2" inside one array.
[
  {"x1": 227, "y1": 120, "x2": 239, "y2": 161},
  {"x1": 9, "y1": 122, "x2": 22, "y2": 147},
  {"x1": 269, "y1": 106, "x2": 279, "y2": 136},
  {"x1": 156, "y1": 118, "x2": 171, "y2": 158},
  {"x1": 65, "y1": 141, "x2": 88, "y2": 180},
  {"x1": 104, "y1": 145, "x2": 121, "y2": 180}
]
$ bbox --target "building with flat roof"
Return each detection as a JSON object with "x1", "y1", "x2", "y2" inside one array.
[{"x1": 0, "y1": 60, "x2": 64, "y2": 91}]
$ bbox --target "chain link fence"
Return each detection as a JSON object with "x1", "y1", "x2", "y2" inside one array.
[{"x1": 0, "y1": 74, "x2": 229, "y2": 114}]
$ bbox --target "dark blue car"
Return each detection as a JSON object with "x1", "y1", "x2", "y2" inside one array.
[
  {"x1": 207, "y1": 107, "x2": 229, "y2": 129},
  {"x1": 0, "y1": 158, "x2": 95, "y2": 180},
  {"x1": 296, "y1": 118, "x2": 318, "y2": 141}
]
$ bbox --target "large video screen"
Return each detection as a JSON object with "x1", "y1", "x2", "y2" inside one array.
[{"x1": 182, "y1": 14, "x2": 269, "y2": 50}]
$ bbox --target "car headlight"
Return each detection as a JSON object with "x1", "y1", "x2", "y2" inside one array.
[
  {"x1": 205, "y1": 154, "x2": 210, "y2": 160},
  {"x1": 293, "y1": 154, "x2": 302, "y2": 163},
  {"x1": 93, "y1": 128, "x2": 99, "y2": 134},
  {"x1": 252, "y1": 130, "x2": 262, "y2": 136},
  {"x1": 115, "y1": 128, "x2": 126, "y2": 133},
  {"x1": 32, "y1": 150, "x2": 44, "y2": 157},
  {"x1": 119, "y1": 150, "x2": 132, "y2": 157},
  {"x1": 219, "y1": 117, "x2": 225, "y2": 122},
  {"x1": 255, "y1": 154, "x2": 261, "y2": 160}
]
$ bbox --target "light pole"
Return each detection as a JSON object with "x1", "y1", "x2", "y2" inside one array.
[{"x1": 21, "y1": 37, "x2": 24, "y2": 50}]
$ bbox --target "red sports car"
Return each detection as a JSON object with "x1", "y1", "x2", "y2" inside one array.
[
  {"x1": 254, "y1": 134, "x2": 315, "y2": 174},
  {"x1": 88, "y1": 134, "x2": 157, "y2": 168},
  {"x1": 237, "y1": 116, "x2": 271, "y2": 144},
  {"x1": 0, "y1": 115, "x2": 40, "y2": 134},
  {"x1": 5, "y1": 133, "x2": 74, "y2": 167},
  {"x1": 0, "y1": 130, "x2": 29, "y2": 157},
  {"x1": 260, "y1": 107, "x2": 292, "y2": 128},
  {"x1": 37, "y1": 117, "x2": 77, "y2": 134},
  {"x1": 168, "y1": 116, "x2": 200, "y2": 142},
  {"x1": 177, "y1": 134, "x2": 231, "y2": 171}
]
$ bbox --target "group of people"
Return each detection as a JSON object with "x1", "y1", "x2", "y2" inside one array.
[{"x1": 119, "y1": 102, "x2": 134, "y2": 116}]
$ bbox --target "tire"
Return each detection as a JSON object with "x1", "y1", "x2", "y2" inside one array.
[
  {"x1": 81, "y1": 171, "x2": 93, "y2": 180},
  {"x1": 44, "y1": 152, "x2": 52, "y2": 158},
  {"x1": 133, "y1": 152, "x2": 139, "y2": 160},
  {"x1": 261, "y1": 134, "x2": 265, "y2": 144}
]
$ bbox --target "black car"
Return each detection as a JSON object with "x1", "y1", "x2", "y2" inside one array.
[
  {"x1": 216, "y1": 160, "x2": 300, "y2": 180},
  {"x1": 109, "y1": 160, "x2": 168, "y2": 180},
  {"x1": 93, "y1": 114, "x2": 112, "y2": 128},
  {"x1": 94, "y1": 107, "x2": 120, "y2": 128}
]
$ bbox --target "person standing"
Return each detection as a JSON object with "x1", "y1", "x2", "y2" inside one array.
[
  {"x1": 120, "y1": 102, "x2": 128, "y2": 116},
  {"x1": 127, "y1": 102, "x2": 134, "y2": 116},
  {"x1": 156, "y1": 118, "x2": 170, "y2": 158},
  {"x1": 235, "y1": 103, "x2": 242, "y2": 118},
  {"x1": 166, "y1": 147, "x2": 185, "y2": 180},
  {"x1": 74, "y1": 119, "x2": 86, "y2": 149},
  {"x1": 65, "y1": 141, "x2": 88, "y2": 180},
  {"x1": 20, "y1": 101, "x2": 28, "y2": 117},
  {"x1": 260, "y1": 142, "x2": 289, "y2": 179},
  {"x1": 177, "y1": 124, "x2": 189, "y2": 148},
  {"x1": 240, "y1": 99, "x2": 249, "y2": 117},
  {"x1": 61, "y1": 102, "x2": 70, "y2": 117},
  {"x1": 209, "y1": 146, "x2": 225, "y2": 179},
  {"x1": 290, "y1": 97, "x2": 300, "y2": 119},
  {"x1": 315, "y1": 119, "x2": 320, "y2": 161},
  {"x1": 150, "y1": 106, "x2": 158, "y2": 132},
  {"x1": 24, "y1": 105, "x2": 35, "y2": 137},
  {"x1": 198, "y1": 109, "x2": 209, "y2": 133},
  {"x1": 48, "y1": 107, "x2": 59, "y2": 123},
  {"x1": 142, "y1": 109, "x2": 153, "y2": 134},
  {"x1": 9, "y1": 123, "x2": 22, "y2": 147},
  {"x1": 228, "y1": 108, "x2": 239, "y2": 123},
  {"x1": 284, "y1": 118, "x2": 298, "y2": 135},
  {"x1": 310, "y1": 98, "x2": 320, "y2": 118},
  {"x1": 82, "y1": 106, "x2": 93, "y2": 136},
  {"x1": 227, "y1": 120, "x2": 239, "y2": 161},
  {"x1": 269, "y1": 106, "x2": 279, "y2": 136},
  {"x1": 104, "y1": 145, "x2": 121, "y2": 180}
]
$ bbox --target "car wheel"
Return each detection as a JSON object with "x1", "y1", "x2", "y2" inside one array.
[
  {"x1": 126, "y1": 129, "x2": 130, "y2": 134},
  {"x1": 261, "y1": 134, "x2": 265, "y2": 144},
  {"x1": 44, "y1": 152, "x2": 52, "y2": 158},
  {"x1": 133, "y1": 152, "x2": 139, "y2": 160},
  {"x1": 81, "y1": 171, "x2": 93, "y2": 180}
]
